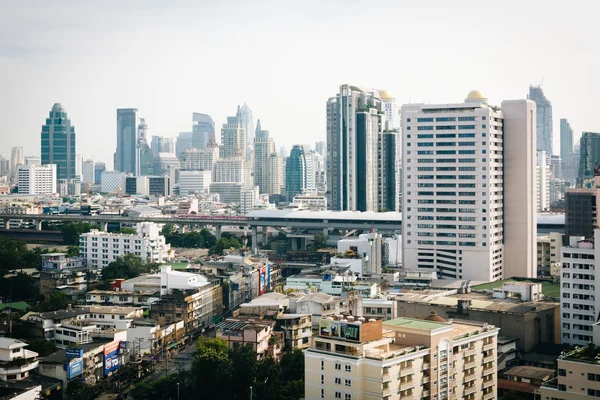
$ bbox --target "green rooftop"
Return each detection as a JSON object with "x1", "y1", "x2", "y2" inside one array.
[
  {"x1": 471, "y1": 278, "x2": 560, "y2": 298},
  {"x1": 169, "y1": 262, "x2": 191, "y2": 270},
  {"x1": 0, "y1": 302, "x2": 30, "y2": 312},
  {"x1": 384, "y1": 318, "x2": 450, "y2": 331}
]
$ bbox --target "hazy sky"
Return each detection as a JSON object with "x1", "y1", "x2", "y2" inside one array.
[{"x1": 1, "y1": 0, "x2": 598, "y2": 166}]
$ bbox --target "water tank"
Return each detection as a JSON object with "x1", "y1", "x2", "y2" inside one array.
[{"x1": 368, "y1": 318, "x2": 376, "y2": 322}]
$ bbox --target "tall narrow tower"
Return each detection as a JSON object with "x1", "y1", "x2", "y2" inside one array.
[{"x1": 41, "y1": 103, "x2": 76, "y2": 181}]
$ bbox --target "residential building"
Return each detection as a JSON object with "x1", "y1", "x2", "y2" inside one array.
[
  {"x1": 362, "y1": 298, "x2": 398, "y2": 321},
  {"x1": 220, "y1": 115, "x2": 246, "y2": 159},
  {"x1": 237, "y1": 103, "x2": 254, "y2": 151},
  {"x1": 528, "y1": 85, "x2": 553, "y2": 155},
  {"x1": 305, "y1": 315, "x2": 499, "y2": 400},
  {"x1": 267, "y1": 152, "x2": 283, "y2": 195},
  {"x1": 560, "y1": 118, "x2": 574, "y2": 168},
  {"x1": 0, "y1": 338, "x2": 39, "y2": 381},
  {"x1": 192, "y1": 113, "x2": 215, "y2": 149},
  {"x1": 213, "y1": 157, "x2": 247, "y2": 184},
  {"x1": 326, "y1": 85, "x2": 397, "y2": 212},
  {"x1": 40, "y1": 253, "x2": 88, "y2": 295},
  {"x1": 209, "y1": 182, "x2": 243, "y2": 204},
  {"x1": 393, "y1": 286, "x2": 559, "y2": 352},
  {"x1": 560, "y1": 231, "x2": 600, "y2": 345},
  {"x1": 537, "y1": 232, "x2": 563, "y2": 277},
  {"x1": 85, "y1": 289, "x2": 159, "y2": 308},
  {"x1": 565, "y1": 188, "x2": 600, "y2": 239},
  {"x1": 288, "y1": 291, "x2": 362, "y2": 329},
  {"x1": 537, "y1": 150, "x2": 551, "y2": 212},
  {"x1": 337, "y1": 231, "x2": 383, "y2": 275},
  {"x1": 41, "y1": 103, "x2": 76, "y2": 181},
  {"x1": 578, "y1": 131, "x2": 600, "y2": 185},
  {"x1": 379, "y1": 90, "x2": 400, "y2": 130},
  {"x1": 217, "y1": 317, "x2": 279, "y2": 359},
  {"x1": 179, "y1": 170, "x2": 212, "y2": 195},
  {"x1": 79, "y1": 222, "x2": 173, "y2": 268},
  {"x1": 254, "y1": 120, "x2": 276, "y2": 194},
  {"x1": 115, "y1": 109, "x2": 149, "y2": 176},
  {"x1": 153, "y1": 152, "x2": 180, "y2": 181},
  {"x1": 274, "y1": 314, "x2": 312, "y2": 350},
  {"x1": 402, "y1": 90, "x2": 536, "y2": 281},
  {"x1": 17, "y1": 164, "x2": 57, "y2": 194},
  {"x1": 82, "y1": 159, "x2": 95, "y2": 184},
  {"x1": 290, "y1": 194, "x2": 327, "y2": 210},
  {"x1": 10, "y1": 146, "x2": 24, "y2": 184},
  {"x1": 537, "y1": 345, "x2": 600, "y2": 400},
  {"x1": 24, "y1": 156, "x2": 40, "y2": 166},
  {"x1": 180, "y1": 145, "x2": 219, "y2": 171},
  {"x1": 240, "y1": 186, "x2": 260, "y2": 214}
]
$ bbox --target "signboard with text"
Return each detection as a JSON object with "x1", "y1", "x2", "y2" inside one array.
[
  {"x1": 104, "y1": 341, "x2": 120, "y2": 376},
  {"x1": 319, "y1": 319, "x2": 361, "y2": 342},
  {"x1": 65, "y1": 348, "x2": 83, "y2": 359},
  {"x1": 67, "y1": 358, "x2": 83, "y2": 380}
]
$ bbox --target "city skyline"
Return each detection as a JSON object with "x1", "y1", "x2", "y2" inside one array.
[{"x1": 1, "y1": 1, "x2": 598, "y2": 165}]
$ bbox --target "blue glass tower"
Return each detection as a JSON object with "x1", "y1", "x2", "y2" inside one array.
[{"x1": 41, "y1": 103, "x2": 76, "y2": 181}]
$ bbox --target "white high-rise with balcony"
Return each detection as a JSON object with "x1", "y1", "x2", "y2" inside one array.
[
  {"x1": 402, "y1": 90, "x2": 536, "y2": 281},
  {"x1": 17, "y1": 164, "x2": 57, "y2": 194},
  {"x1": 536, "y1": 150, "x2": 551, "y2": 212}
]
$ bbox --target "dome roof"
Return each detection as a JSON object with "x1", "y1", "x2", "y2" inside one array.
[
  {"x1": 378, "y1": 90, "x2": 394, "y2": 100},
  {"x1": 51, "y1": 103, "x2": 64, "y2": 112},
  {"x1": 424, "y1": 311, "x2": 446, "y2": 323},
  {"x1": 466, "y1": 90, "x2": 485, "y2": 100}
]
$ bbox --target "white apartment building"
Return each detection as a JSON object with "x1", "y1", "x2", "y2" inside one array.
[
  {"x1": 179, "y1": 170, "x2": 211, "y2": 195},
  {"x1": 240, "y1": 186, "x2": 260, "y2": 214},
  {"x1": 402, "y1": 90, "x2": 536, "y2": 281},
  {"x1": 254, "y1": 121, "x2": 276, "y2": 194},
  {"x1": 0, "y1": 338, "x2": 39, "y2": 381},
  {"x1": 537, "y1": 232, "x2": 563, "y2": 277},
  {"x1": 267, "y1": 153, "x2": 283, "y2": 195},
  {"x1": 180, "y1": 146, "x2": 220, "y2": 171},
  {"x1": 17, "y1": 164, "x2": 56, "y2": 194},
  {"x1": 337, "y1": 232, "x2": 383, "y2": 275},
  {"x1": 536, "y1": 150, "x2": 551, "y2": 212},
  {"x1": 291, "y1": 194, "x2": 328, "y2": 210},
  {"x1": 82, "y1": 159, "x2": 95, "y2": 183},
  {"x1": 79, "y1": 222, "x2": 173, "y2": 268},
  {"x1": 560, "y1": 230, "x2": 600, "y2": 346},
  {"x1": 213, "y1": 157, "x2": 246, "y2": 184}
]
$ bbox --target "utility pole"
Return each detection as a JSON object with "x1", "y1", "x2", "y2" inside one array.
[
  {"x1": 177, "y1": 382, "x2": 180, "y2": 400},
  {"x1": 137, "y1": 338, "x2": 143, "y2": 361},
  {"x1": 249, "y1": 386, "x2": 253, "y2": 400}
]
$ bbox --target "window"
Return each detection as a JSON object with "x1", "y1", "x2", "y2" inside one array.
[
  {"x1": 417, "y1": 118, "x2": 433, "y2": 122},
  {"x1": 345, "y1": 379, "x2": 351, "y2": 386},
  {"x1": 345, "y1": 394, "x2": 352, "y2": 400},
  {"x1": 345, "y1": 365, "x2": 351, "y2": 372},
  {"x1": 321, "y1": 375, "x2": 324, "y2": 384},
  {"x1": 335, "y1": 363, "x2": 341, "y2": 370},
  {"x1": 321, "y1": 360, "x2": 324, "y2": 370},
  {"x1": 335, "y1": 392, "x2": 342, "y2": 399},
  {"x1": 418, "y1": 126, "x2": 434, "y2": 131},
  {"x1": 321, "y1": 389, "x2": 325, "y2": 398}
]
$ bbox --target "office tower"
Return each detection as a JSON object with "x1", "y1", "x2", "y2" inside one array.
[
  {"x1": 176, "y1": 132, "x2": 193, "y2": 156},
  {"x1": 10, "y1": 147, "x2": 24, "y2": 183},
  {"x1": 24, "y1": 156, "x2": 40, "y2": 166},
  {"x1": 402, "y1": 90, "x2": 536, "y2": 281},
  {"x1": 549, "y1": 154, "x2": 562, "y2": 180},
  {"x1": 314, "y1": 141, "x2": 326, "y2": 157},
  {"x1": 179, "y1": 170, "x2": 212, "y2": 195},
  {"x1": 151, "y1": 136, "x2": 163, "y2": 156},
  {"x1": 326, "y1": 85, "x2": 397, "y2": 211},
  {"x1": 220, "y1": 116, "x2": 246, "y2": 159},
  {"x1": 305, "y1": 316, "x2": 498, "y2": 400},
  {"x1": 213, "y1": 157, "x2": 246, "y2": 184},
  {"x1": 100, "y1": 171, "x2": 126, "y2": 193},
  {"x1": 116, "y1": 108, "x2": 150, "y2": 176},
  {"x1": 180, "y1": 145, "x2": 219, "y2": 171},
  {"x1": 253, "y1": 120, "x2": 276, "y2": 194},
  {"x1": 82, "y1": 160, "x2": 95, "y2": 184},
  {"x1": 41, "y1": 103, "x2": 76, "y2": 181},
  {"x1": 192, "y1": 113, "x2": 215, "y2": 149},
  {"x1": 76, "y1": 153, "x2": 83, "y2": 179},
  {"x1": 236, "y1": 103, "x2": 254, "y2": 150},
  {"x1": 577, "y1": 132, "x2": 600, "y2": 185},
  {"x1": 565, "y1": 189, "x2": 599, "y2": 239},
  {"x1": 153, "y1": 153, "x2": 180, "y2": 184},
  {"x1": 285, "y1": 145, "x2": 315, "y2": 200},
  {"x1": 17, "y1": 164, "x2": 57, "y2": 194},
  {"x1": 279, "y1": 146, "x2": 288, "y2": 159},
  {"x1": 379, "y1": 89, "x2": 400, "y2": 130},
  {"x1": 380, "y1": 131, "x2": 397, "y2": 211},
  {"x1": 267, "y1": 153, "x2": 283, "y2": 195},
  {"x1": 0, "y1": 156, "x2": 9, "y2": 175},
  {"x1": 94, "y1": 163, "x2": 105, "y2": 185},
  {"x1": 536, "y1": 151, "x2": 551, "y2": 212},
  {"x1": 528, "y1": 85, "x2": 553, "y2": 155},
  {"x1": 312, "y1": 151, "x2": 327, "y2": 193},
  {"x1": 560, "y1": 118, "x2": 574, "y2": 163}
]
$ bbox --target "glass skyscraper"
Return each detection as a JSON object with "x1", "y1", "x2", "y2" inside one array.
[
  {"x1": 192, "y1": 113, "x2": 215, "y2": 149},
  {"x1": 41, "y1": 103, "x2": 76, "y2": 181},
  {"x1": 528, "y1": 85, "x2": 553, "y2": 155}
]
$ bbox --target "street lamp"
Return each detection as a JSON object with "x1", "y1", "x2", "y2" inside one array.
[{"x1": 177, "y1": 382, "x2": 180, "y2": 400}]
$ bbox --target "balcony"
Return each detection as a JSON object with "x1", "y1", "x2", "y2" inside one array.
[
  {"x1": 464, "y1": 347, "x2": 477, "y2": 357},
  {"x1": 0, "y1": 359, "x2": 39, "y2": 376},
  {"x1": 483, "y1": 379, "x2": 494, "y2": 389},
  {"x1": 464, "y1": 385, "x2": 477, "y2": 396},
  {"x1": 400, "y1": 368, "x2": 413, "y2": 377},
  {"x1": 464, "y1": 360, "x2": 476, "y2": 370},
  {"x1": 483, "y1": 343, "x2": 495, "y2": 352},
  {"x1": 483, "y1": 392, "x2": 495, "y2": 400}
]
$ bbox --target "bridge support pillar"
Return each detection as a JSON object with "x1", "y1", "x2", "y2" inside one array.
[
  {"x1": 215, "y1": 225, "x2": 222, "y2": 240},
  {"x1": 3, "y1": 219, "x2": 9, "y2": 230},
  {"x1": 251, "y1": 226, "x2": 258, "y2": 254},
  {"x1": 101, "y1": 222, "x2": 108, "y2": 232},
  {"x1": 36, "y1": 220, "x2": 43, "y2": 231}
]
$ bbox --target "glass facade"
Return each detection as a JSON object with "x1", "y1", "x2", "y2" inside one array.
[{"x1": 40, "y1": 103, "x2": 76, "y2": 181}]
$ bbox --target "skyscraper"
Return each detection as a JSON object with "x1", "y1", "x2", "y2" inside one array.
[
  {"x1": 10, "y1": 147, "x2": 24, "y2": 183},
  {"x1": 577, "y1": 132, "x2": 600, "y2": 185},
  {"x1": 253, "y1": 120, "x2": 276, "y2": 194},
  {"x1": 236, "y1": 103, "x2": 254, "y2": 150},
  {"x1": 379, "y1": 90, "x2": 400, "y2": 130},
  {"x1": 314, "y1": 141, "x2": 326, "y2": 157},
  {"x1": 402, "y1": 90, "x2": 536, "y2": 281},
  {"x1": 267, "y1": 153, "x2": 283, "y2": 195},
  {"x1": 560, "y1": 118, "x2": 574, "y2": 164},
  {"x1": 116, "y1": 108, "x2": 148, "y2": 176},
  {"x1": 220, "y1": 116, "x2": 246, "y2": 159},
  {"x1": 285, "y1": 145, "x2": 315, "y2": 200},
  {"x1": 192, "y1": 113, "x2": 215, "y2": 149},
  {"x1": 94, "y1": 163, "x2": 105, "y2": 185},
  {"x1": 176, "y1": 132, "x2": 193, "y2": 156},
  {"x1": 536, "y1": 151, "x2": 551, "y2": 212},
  {"x1": 326, "y1": 85, "x2": 397, "y2": 211},
  {"x1": 41, "y1": 103, "x2": 76, "y2": 181},
  {"x1": 82, "y1": 159, "x2": 95, "y2": 184},
  {"x1": 528, "y1": 85, "x2": 553, "y2": 155}
]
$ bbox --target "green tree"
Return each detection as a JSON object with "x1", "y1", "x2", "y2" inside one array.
[
  {"x1": 26, "y1": 339, "x2": 57, "y2": 357},
  {"x1": 118, "y1": 227, "x2": 137, "y2": 234},
  {"x1": 0, "y1": 273, "x2": 38, "y2": 302},
  {"x1": 161, "y1": 223, "x2": 176, "y2": 236},
  {"x1": 60, "y1": 222, "x2": 94, "y2": 245},
  {"x1": 66, "y1": 245, "x2": 80, "y2": 257},
  {"x1": 0, "y1": 237, "x2": 40, "y2": 270},
  {"x1": 101, "y1": 254, "x2": 157, "y2": 281},
  {"x1": 191, "y1": 338, "x2": 234, "y2": 400},
  {"x1": 37, "y1": 291, "x2": 70, "y2": 312},
  {"x1": 310, "y1": 233, "x2": 328, "y2": 250},
  {"x1": 231, "y1": 345, "x2": 258, "y2": 399}
]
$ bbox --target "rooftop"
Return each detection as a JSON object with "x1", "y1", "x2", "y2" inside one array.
[
  {"x1": 0, "y1": 338, "x2": 28, "y2": 350},
  {"x1": 504, "y1": 366, "x2": 554, "y2": 381},
  {"x1": 247, "y1": 209, "x2": 402, "y2": 222},
  {"x1": 37, "y1": 308, "x2": 89, "y2": 320},
  {"x1": 472, "y1": 278, "x2": 560, "y2": 298},
  {"x1": 88, "y1": 305, "x2": 141, "y2": 315},
  {"x1": 383, "y1": 318, "x2": 450, "y2": 332}
]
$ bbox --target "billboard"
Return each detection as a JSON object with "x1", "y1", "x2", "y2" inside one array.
[
  {"x1": 66, "y1": 358, "x2": 83, "y2": 380},
  {"x1": 258, "y1": 267, "x2": 267, "y2": 295},
  {"x1": 65, "y1": 348, "x2": 83, "y2": 359},
  {"x1": 104, "y1": 341, "x2": 120, "y2": 376},
  {"x1": 319, "y1": 319, "x2": 361, "y2": 342}
]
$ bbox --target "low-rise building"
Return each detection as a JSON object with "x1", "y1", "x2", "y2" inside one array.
[
  {"x1": 289, "y1": 292, "x2": 362, "y2": 329},
  {"x1": 336, "y1": 231, "x2": 383, "y2": 275},
  {"x1": 0, "y1": 338, "x2": 39, "y2": 381},
  {"x1": 499, "y1": 365, "x2": 554, "y2": 396},
  {"x1": 274, "y1": 314, "x2": 312, "y2": 350},
  {"x1": 85, "y1": 289, "x2": 159, "y2": 308},
  {"x1": 40, "y1": 253, "x2": 90, "y2": 297},
  {"x1": 216, "y1": 317, "x2": 280, "y2": 359},
  {"x1": 361, "y1": 299, "x2": 398, "y2": 321},
  {"x1": 305, "y1": 314, "x2": 499, "y2": 400}
]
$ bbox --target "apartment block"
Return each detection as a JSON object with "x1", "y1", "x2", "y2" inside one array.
[
  {"x1": 305, "y1": 314, "x2": 498, "y2": 400},
  {"x1": 537, "y1": 232, "x2": 563, "y2": 277}
]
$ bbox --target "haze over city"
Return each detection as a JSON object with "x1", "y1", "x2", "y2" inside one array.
[{"x1": 1, "y1": 0, "x2": 598, "y2": 164}]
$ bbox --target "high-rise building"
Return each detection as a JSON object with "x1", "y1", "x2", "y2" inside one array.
[
  {"x1": 528, "y1": 85, "x2": 553, "y2": 155},
  {"x1": 379, "y1": 89, "x2": 400, "y2": 130},
  {"x1": 153, "y1": 153, "x2": 180, "y2": 183},
  {"x1": 326, "y1": 85, "x2": 397, "y2": 211},
  {"x1": 179, "y1": 170, "x2": 212, "y2": 195},
  {"x1": 213, "y1": 157, "x2": 247, "y2": 184},
  {"x1": 41, "y1": 103, "x2": 76, "y2": 181},
  {"x1": 314, "y1": 141, "x2": 326, "y2": 157},
  {"x1": 180, "y1": 144, "x2": 219, "y2": 171},
  {"x1": 577, "y1": 131, "x2": 600, "y2": 185},
  {"x1": 254, "y1": 120, "x2": 276, "y2": 194},
  {"x1": 220, "y1": 116, "x2": 246, "y2": 159},
  {"x1": 10, "y1": 147, "x2": 24, "y2": 183},
  {"x1": 94, "y1": 163, "x2": 105, "y2": 185},
  {"x1": 192, "y1": 113, "x2": 215, "y2": 149},
  {"x1": 267, "y1": 153, "x2": 283, "y2": 195},
  {"x1": 82, "y1": 160, "x2": 95, "y2": 184},
  {"x1": 115, "y1": 109, "x2": 150, "y2": 176},
  {"x1": 565, "y1": 188, "x2": 600, "y2": 239},
  {"x1": 536, "y1": 151, "x2": 551, "y2": 212},
  {"x1": 176, "y1": 132, "x2": 193, "y2": 156},
  {"x1": 560, "y1": 118, "x2": 574, "y2": 164},
  {"x1": 151, "y1": 136, "x2": 163, "y2": 156},
  {"x1": 402, "y1": 90, "x2": 536, "y2": 281},
  {"x1": 285, "y1": 145, "x2": 315, "y2": 200},
  {"x1": 17, "y1": 164, "x2": 57, "y2": 194},
  {"x1": 24, "y1": 156, "x2": 40, "y2": 166},
  {"x1": 75, "y1": 153, "x2": 83, "y2": 179},
  {"x1": 236, "y1": 103, "x2": 254, "y2": 150}
]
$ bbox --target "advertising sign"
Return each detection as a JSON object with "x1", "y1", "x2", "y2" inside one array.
[
  {"x1": 65, "y1": 348, "x2": 83, "y2": 359},
  {"x1": 267, "y1": 265, "x2": 271, "y2": 290},
  {"x1": 319, "y1": 319, "x2": 361, "y2": 342},
  {"x1": 119, "y1": 341, "x2": 127, "y2": 350},
  {"x1": 67, "y1": 358, "x2": 83, "y2": 380},
  {"x1": 104, "y1": 341, "x2": 120, "y2": 376},
  {"x1": 258, "y1": 267, "x2": 267, "y2": 295}
]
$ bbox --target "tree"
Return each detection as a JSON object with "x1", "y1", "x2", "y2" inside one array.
[
  {"x1": 0, "y1": 237, "x2": 40, "y2": 271},
  {"x1": 61, "y1": 222, "x2": 94, "y2": 245},
  {"x1": 0, "y1": 273, "x2": 38, "y2": 302},
  {"x1": 26, "y1": 339, "x2": 57, "y2": 357},
  {"x1": 231, "y1": 345, "x2": 258, "y2": 399},
  {"x1": 102, "y1": 254, "x2": 157, "y2": 282},
  {"x1": 118, "y1": 227, "x2": 137, "y2": 234},
  {"x1": 161, "y1": 223, "x2": 176, "y2": 236},
  {"x1": 66, "y1": 245, "x2": 80, "y2": 257},
  {"x1": 191, "y1": 338, "x2": 234, "y2": 400},
  {"x1": 37, "y1": 291, "x2": 69, "y2": 312},
  {"x1": 310, "y1": 233, "x2": 328, "y2": 250}
]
